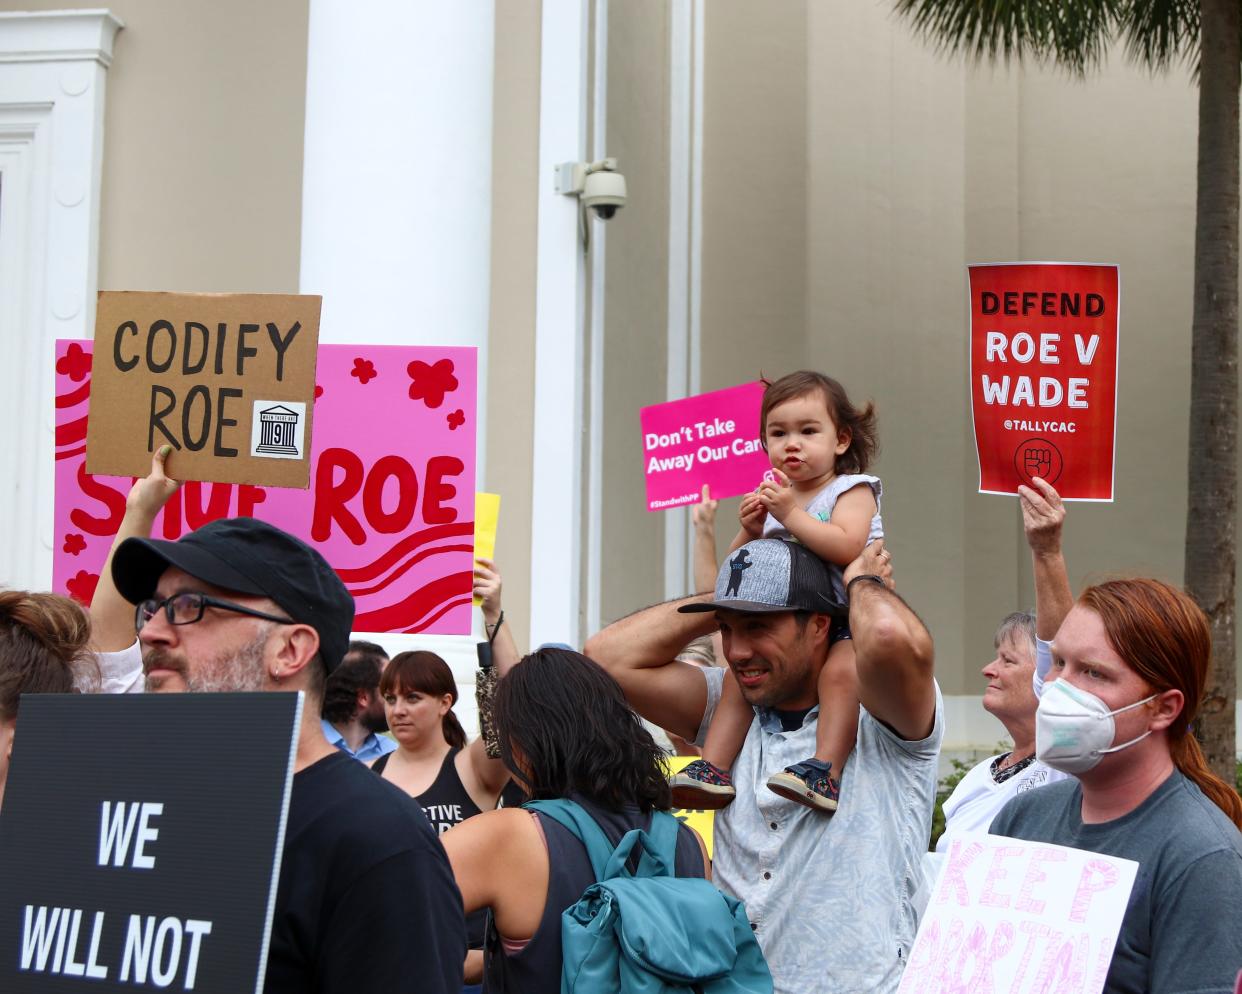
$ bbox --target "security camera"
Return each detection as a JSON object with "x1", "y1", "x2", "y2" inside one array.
[
  {"x1": 582, "y1": 165, "x2": 627, "y2": 219},
  {"x1": 556, "y1": 158, "x2": 627, "y2": 220}
]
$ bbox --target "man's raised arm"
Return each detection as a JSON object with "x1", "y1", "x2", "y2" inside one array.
[
  {"x1": 843, "y1": 541, "x2": 936, "y2": 742},
  {"x1": 91, "y1": 447, "x2": 181, "y2": 652},
  {"x1": 583, "y1": 596, "x2": 717, "y2": 743}
]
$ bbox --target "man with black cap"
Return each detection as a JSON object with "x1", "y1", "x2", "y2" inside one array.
[
  {"x1": 585, "y1": 537, "x2": 942, "y2": 994},
  {"x1": 90, "y1": 450, "x2": 466, "y2": 994}
]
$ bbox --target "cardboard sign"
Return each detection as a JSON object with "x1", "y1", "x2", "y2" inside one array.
[
  {"x1": 969, "y1": 264, "x2": 1119, "y2": 501},
  {"x1": 0, "y1": 693, "x2": 301, "y2": 993},
  {"x1": 640, "y1": 382, "x2": 770, "y2": 511},
  {"x1": 55, "y1": 340, "x2": 477, "y2": 636},
  {"x1": 899, "y1": 834, "x2": 1137, "y2": 994},
  {"x1": 663, "y1": 755, "x2": 715, "y2": 857},
  {"x1": 86, "y1": 292, "x2": 322, "y2": 489}
]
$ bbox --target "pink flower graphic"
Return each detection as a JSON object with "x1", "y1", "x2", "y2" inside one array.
[
  {"x1": 63, "y1": 533, "x2": 87, "y2": 556},
  {"x1": 407, "y1": 359, "x2": 458, "y2": 409},
  {"x1": 447, "y1": 409, "x2": 465, "y2": 431},
  {"x1": 351, "y1": 358, "x2": 377, "y2": 385},
  {"x1": 57, "y1": 343, "x2": 92, "y2": 382},
  {"x1": 66, "y1": 570, "x2": 99, "y2": 607}
]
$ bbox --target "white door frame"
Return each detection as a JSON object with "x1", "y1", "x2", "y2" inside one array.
[{"x1": 0, "y1": 10, "x2": 122, "y2": 590}]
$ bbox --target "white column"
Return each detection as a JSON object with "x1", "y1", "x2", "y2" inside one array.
[
  {"x1": 584, "y1": 0, "x2": 609, "y2": 637},
  {"x1": 663, "y1": 0, "x2": 706, "y2": 601},
  {"x1": 300, "y1": 0, "x2": 495, "y2": 476},
  {"x1": 529, "y1": 0, "x2": 590, "y2": 648},
  {"x1": 299, "y1": 1, "x2": 496, "y2": 713},
  {"x1": 0, "y1": 11, "x2": 122, "y2": 590}
]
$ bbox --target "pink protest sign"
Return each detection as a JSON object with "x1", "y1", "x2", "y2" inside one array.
[
  {"x1": 640, "y1": 381, "x2": 769, "y2": 511},
  {"x1": 54, "y1": 341, "x2": 477, "y2": 635},
  {"x1": 901, "y1": 835, "x2": 1137, "y2": 994}
]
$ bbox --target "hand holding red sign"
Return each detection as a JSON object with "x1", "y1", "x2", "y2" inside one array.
[
  {"x1": 969, "y1": 264, "x2": 1119, "y2": 501},
  {"x1": 1018, "y1": 477, "x2": 1066, "y2": 556}
]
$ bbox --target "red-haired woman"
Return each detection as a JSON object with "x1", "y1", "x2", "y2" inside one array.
[{"x1": 991, "y1": 578, "x2": 1242, "y2": 994}]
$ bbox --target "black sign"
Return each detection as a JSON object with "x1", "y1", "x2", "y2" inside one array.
[{"x1": 0, "y1": 693, "x2": 300, "y2": 993}]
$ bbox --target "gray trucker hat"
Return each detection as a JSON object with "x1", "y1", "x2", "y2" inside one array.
[{"x1": 678, "y1": 539, "x2": 846, "y2": 618}]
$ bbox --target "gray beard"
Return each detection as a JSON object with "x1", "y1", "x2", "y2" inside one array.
[
  {"x1": 145, "y1": 628, "x2": 270, "y2": 694},
  {"x1": 186, "y1": 631, "x2": 269, "y2": 693}
]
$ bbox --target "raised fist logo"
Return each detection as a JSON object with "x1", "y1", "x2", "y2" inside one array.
[
  {"x1": 1024, "y1": 448, "x2": 1052, "y2": 479},
  {"x1": 1014, "y1": 438, "x2": 1063, "y2": 486}
]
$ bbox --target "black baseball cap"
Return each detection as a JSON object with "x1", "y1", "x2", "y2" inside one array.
[
  {"x1": 678, "y1": 539, "x2": 847, "y2": 618},
  {"x1": 112, "y1": 517, "x2": 355, "y2": 673}
]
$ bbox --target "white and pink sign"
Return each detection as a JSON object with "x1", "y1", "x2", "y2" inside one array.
[
  {"x1": 54, "y1": 340, "x2": 478, "y2": 636},
  {"x1": 901, "y1": 835, "x2": 1138, "y2": 994},
  {"x1": 640, "y1": 381, "x2": 770, "y2": 511}
]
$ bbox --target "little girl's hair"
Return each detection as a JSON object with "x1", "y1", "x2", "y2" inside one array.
[{"x1": 760, "y1": 370, "x2": 878, "y2": 474}]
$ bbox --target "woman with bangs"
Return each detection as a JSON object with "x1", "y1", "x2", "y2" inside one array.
[
  {"x1": 371, "y1": 650, "x2": 511, "y2": 821},
  {"x1": 372, "y1": 650, "x2": 513, "y2": 994},
  {"x1": 991, "y1": 577, "x2": 1242, "y2": 994}
]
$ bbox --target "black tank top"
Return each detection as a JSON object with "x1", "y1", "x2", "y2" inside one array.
[
  {"x1": 486, "y1": 796, "x2": 705, "y2": 994},
  {"x1": 373, "y1": 748, "x2": 487, "y2": 947}
]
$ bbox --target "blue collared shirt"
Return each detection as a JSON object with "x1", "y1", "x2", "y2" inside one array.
[{"x1": 320, "y1": 719, "x2": 398, "y2": 763}]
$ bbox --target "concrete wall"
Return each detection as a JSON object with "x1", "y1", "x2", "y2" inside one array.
[
  {"x1": 0, "y1": 0, "x2": 310, "y2": 292},
  {"x1": 676, "y1": 2, "x2": 1217, "y2": 717},
  {"x1": 596, "y1": 0, "x2": 674, "y2": 624},
  {"x1": 485, "y1": 0, "x2": 542, "y2": 653}
]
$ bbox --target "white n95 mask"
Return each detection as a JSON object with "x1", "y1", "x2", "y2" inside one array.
[{"x1": 1035, "y1": 680, "x2": 1157, "y2": 774}]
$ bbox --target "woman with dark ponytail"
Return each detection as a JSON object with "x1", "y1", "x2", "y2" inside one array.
[
  {"x1": 0, "y1": 590, "x2": 97, "y2": 809},
  {"x1": 441, "y1": 648, "x2": 710, "y2": 994},
  {"x1": 992, "y1": 577, "x2": 1242, "y2": 993}
]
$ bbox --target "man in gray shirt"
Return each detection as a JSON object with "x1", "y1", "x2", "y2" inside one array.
[{"x1": 586, "y1": 538, "x2": 941, "y2": 994}]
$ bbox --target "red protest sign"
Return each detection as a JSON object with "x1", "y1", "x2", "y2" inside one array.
[{"x1": 969, "y1": 263, "x2": 1119, "y2": 501}]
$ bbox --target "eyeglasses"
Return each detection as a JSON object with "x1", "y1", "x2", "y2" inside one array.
[{"x1": 135, "y1": 592, "x2": 295, "y2": 632}]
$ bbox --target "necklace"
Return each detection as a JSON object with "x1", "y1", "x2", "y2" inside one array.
[{"x1": 990, "y1": 752, "x2": 1036, "y2": 785}]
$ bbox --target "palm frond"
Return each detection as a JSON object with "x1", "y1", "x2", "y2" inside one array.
[
  {"x1": 1117, "y1": 0, "x2": 1201, "y2": 73},
  {"x1": 892, "y1": 0, "x2": 1120, "y2": 76}
]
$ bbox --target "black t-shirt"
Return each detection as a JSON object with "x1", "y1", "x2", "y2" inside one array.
[
  {"x1": 265, "y1": 752, "x2": 466, "y2": 994},
  {"x1": 772, "y1": 706, "x2": 814, "y2": 733}
]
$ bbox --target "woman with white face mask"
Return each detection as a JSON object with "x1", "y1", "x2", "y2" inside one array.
[{"x1": 991, "y1": 578, "x2": 1242, "y2": 994}]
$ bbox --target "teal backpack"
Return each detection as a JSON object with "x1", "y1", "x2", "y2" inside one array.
[{"x1": 524, "y1": 799, "x2": 773, "y2": 994}]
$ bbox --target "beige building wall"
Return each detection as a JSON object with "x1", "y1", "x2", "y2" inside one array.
[
  {"x1": 0, "y1": 0, "x2": 310, "y2": 293},
  {"x1": 675, "y1": 3, "x2": 1223, "y2": 713},
  {"x1": 596, "y1": 0, "x2": 674, "y2": 620},
  {"x1": 486, "y1": 0, "x2": 542, "y2": 654}
]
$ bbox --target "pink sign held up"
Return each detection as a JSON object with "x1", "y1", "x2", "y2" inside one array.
[
  {"x1": 640, "y1": 381, "x2": 770, "y2": 511},
  {"x1": 902, "y1": 834, "x2": 1137, "y2": 994},
  {"x1": 54, "y1": 340, "x2": 478, "y2": 636}
]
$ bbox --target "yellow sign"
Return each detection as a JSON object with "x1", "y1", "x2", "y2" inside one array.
[
  {"x1": 473, "y1": 492, "x2": 501, "y2": 605},
  {"x1": 664, "y1": 755, "x2": 715, "y2": 857}
]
